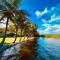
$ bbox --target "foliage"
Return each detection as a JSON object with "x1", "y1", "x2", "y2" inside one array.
[
  {"x1": 0, "y1": 33, "x2": 3, "y2": 37},
  {"x1": 0, "y1": 0, "x2": 39, "y2": 44}
]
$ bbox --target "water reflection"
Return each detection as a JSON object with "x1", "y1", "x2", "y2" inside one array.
[
  {"x1": 16, "y1": 39, "x2": 36, "y2": 60},
  {"x1": 36, "y1": 37, "x2": 60, "y2": 60},
  {"x1": 0, "y1": 43, "x2": 20, "y2": 60},
  {"x1": 0, "y1": 37, "x2": 60, "y2": 60}
]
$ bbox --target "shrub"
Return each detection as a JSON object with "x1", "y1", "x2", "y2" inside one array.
[{"x1": 6, "y1": 33, "x2": 15, "y2": 37}]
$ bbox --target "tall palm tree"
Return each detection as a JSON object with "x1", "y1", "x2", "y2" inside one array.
[
  {"x1": 5, "y1": 0, "x2": 30, "y2": 43},
  {"x1": 0, "y1": 0, "x2": 29, "y2": 44},
  {"x1": 13, "y1": 12, "x2": 29, "y2": 43},
  {"x1": 13, "y1": 24, "x2": 18, "y2": 43},
  {"x1": 0, "y1": 10, "x2": 14, "y2": 44},
  {"x1": 0, "y1": 0, "x2": 20, "y2": 44}
]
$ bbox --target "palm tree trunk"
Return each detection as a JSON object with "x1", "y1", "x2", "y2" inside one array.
[
  {"x1": 13, "y1": 28, "x2": 18, "y2": 43},
  {"x1": 20, "y1": 28, "x2": 22, "y2": 41},
  {"x1": 1, "y1": 18, "x2": 9, "y2": 44}
]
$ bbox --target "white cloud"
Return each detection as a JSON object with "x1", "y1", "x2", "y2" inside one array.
[
  {"x1": 35, "y1": 8, "x2": 48, "y2": 17},
  {"x1": 48, "y1": 4, "x2": 60, "y2": 23},
  {"x1": 0, "y1": 23, "x2": 6, "y2": 28},
  {"x1": 42, "y1": 19, "x2": 47, "y2": 23},
  {"x1": 42, "y1": 8, "x2": 48, "y2": 15},
  {"x1": 36, "y1": 3, "x2": 60, "y2": 23},
  {"x1": 37, "y1": 24, "x2": 51, "y2": 34},
  {"x1": 0, "y1": 17, "x2": 7, "y2": 28},
  {"x1": 41, "y1": 6, "x2": 60, "y2": 23},
  {"x1": 42, "y1": 23, "x2": 51, "y2": 27},
  {"x1": 36, "y1": 3, "x2": 60, "y2": 34},
  {"x1": 49, "y1": 14, "x2": 60, "y2": 23},
  {"x1": 0, "y1": 17, "x2": 7, "y2": 23},
  {"x1": 35, "y1": 10, "x2": 41, "y2": 17},
  {"x1": 38, "y1": 24, "x2": 60, "y2": 34},
  {"x1": 37, "y1": 28, "x2": 50, "y2": 34}
]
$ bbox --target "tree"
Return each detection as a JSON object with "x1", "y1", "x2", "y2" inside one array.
[
  {"x1": 0, "y1": 0, "x2": 20, "y2": 44},
  {"x1": 13, "y1": 11, "x2": 29, "y2": 43},
  {"x1": 24, "y1": 21, "x2": 36, "y2": 37}
]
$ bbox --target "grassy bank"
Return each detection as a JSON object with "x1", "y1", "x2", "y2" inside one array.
[
  {"x1": 0, "y1": 37, "x2": 35, "y2": 44},
  {"x1": 41, "y1": 34, "x2": 60, "y2": 38}
]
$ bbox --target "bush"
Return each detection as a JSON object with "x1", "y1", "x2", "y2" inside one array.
[
  {"x1": 0, "y1": 35, "x2": 3, "y2": 38},
  {"x1": 6, "y1": 33, "x2": 15, "y2": 37},
  {"x1": 0, "y1": 33, "x2": 3, "y2": 38}
]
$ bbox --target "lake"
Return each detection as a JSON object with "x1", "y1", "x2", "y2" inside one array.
[
  {"x1": 0, "y1": 37, "x2": 60, "y2": 60},
  {"x1": 35, "y1": 37, "x2": 60, "y2": 60}
]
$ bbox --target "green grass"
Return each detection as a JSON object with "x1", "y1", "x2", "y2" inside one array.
[
  {"x1": 0, "y1": 37, "x2": 27, "y2": 44},
  {"x1": 41, "y1": 34, "x2": 60, "y2": 38},
  {"x1": 0, "y1": 37, "x2": 34, "y2": 45}
]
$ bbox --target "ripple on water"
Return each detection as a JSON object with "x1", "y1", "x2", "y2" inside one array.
[{"x1": 35, "y1": 37, "x2": 60, "y2": 60}]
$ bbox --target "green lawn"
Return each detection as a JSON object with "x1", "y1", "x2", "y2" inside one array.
[
  {"x1": 0, "y1": 37, "x2": 27, "y2": 44},
  {"x1": 42, "y1": 34, "x2": 60, "y2": 38},
  {"x1": 0, "y1": 37, "x2": 34, "y2": 45}
]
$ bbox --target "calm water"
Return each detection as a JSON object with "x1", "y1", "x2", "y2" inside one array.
[
  {"x1": 35, "y1": 37, "x2": 60, "y2": 60},
  {"x1": 0, "y1": 37, "x2": 60, "y2": 60}
]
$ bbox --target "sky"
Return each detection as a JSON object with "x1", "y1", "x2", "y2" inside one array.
[
  {"x1": 0, "y1": 0, "x2": 60, "y2": 34},
  {"x1": 19, "y1": 0, "x2": 60, "y2": 34}
]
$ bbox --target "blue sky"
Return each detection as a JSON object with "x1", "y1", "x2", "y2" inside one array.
[{"x1": 19, "y1": 0, "x2": 60, "y2": 34}]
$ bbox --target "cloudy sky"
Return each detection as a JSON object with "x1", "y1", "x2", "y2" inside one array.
[
  {"x1": 0, "y1": 0, "x2": 60, "y2": 34},
  {"x1": 19, "y1": 0, "x2": 60, "y2": 34}
]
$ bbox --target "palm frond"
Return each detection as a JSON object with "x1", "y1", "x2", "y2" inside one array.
[
  {"x1": 6, "y1": 0, "x2": 21, "y2": 8},
  {"x1": 0, "y1": 5, "x2": 4, "y2": 10},
  {"x1": 19, "y1": 10, "x2": 30, "y2": 16},
  {"x1": 14, "y1": 10, "x2": 30, "y2": 16},
  {"x1": 5, "y1": 1, "x2": 15, "y2": 9},
  {"x1": 11, "y1": 0, "x2": 21, "y2": 6}
]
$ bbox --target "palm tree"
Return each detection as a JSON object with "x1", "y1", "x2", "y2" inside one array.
[
  {"x1": 5, "y1": 0, "x2": 30, "y2": 43},
  {"x1": 0, "y1": 10, "x2": 14, "y2": 44},
  {"x1": 24, "y1": 21, "x2": 36, "y2": 36},
  {"x1": 0, "y1": 0, "x2": 29, "y2": 44},
  {"x1": 13, "y1": 11, "x2": 29, "y2": 43},
  {"x1": 12, "y1": 20, "x2": 19, "y2": 43},
  {"x1": 0, "y1": 0, "x2": 20, "y2": 44}
]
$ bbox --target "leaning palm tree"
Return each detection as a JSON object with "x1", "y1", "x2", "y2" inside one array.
[
  {"x1": 0, "y1": 0, "x2": 20, "y2": 44},
  {"x1": 0, "y1": 0, "x2": 29, "y2": 44},
  {"x1": 13, "y1": 11, "x2": 29, "y2": 43},
  {"x1": 5, "y1": 0, "x2": 29, "y2": 43},
  {"x1": 0, "y1": 10, "x2": 14, "y2": 44},
  {"x1": 12, "y1": 19, "x2": 19, "y2": 43}
]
